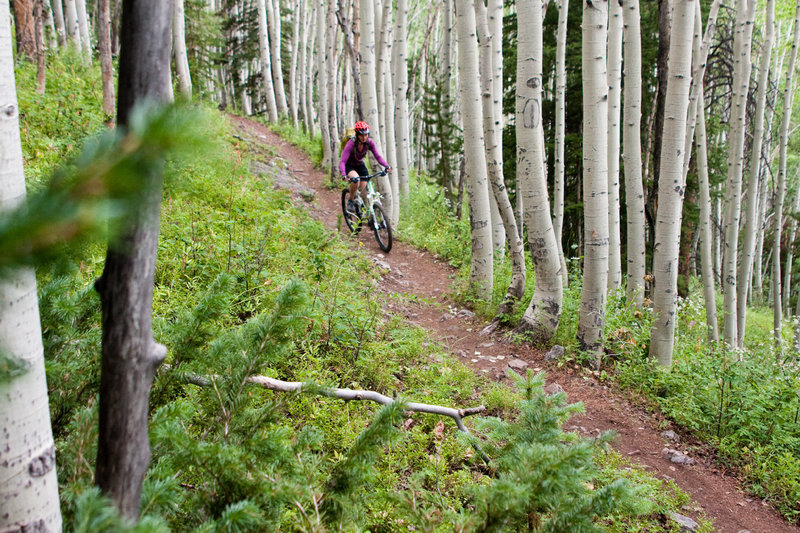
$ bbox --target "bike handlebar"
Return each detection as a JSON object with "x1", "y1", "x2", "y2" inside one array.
[{"x1": 347, "y1": 168, "x2": 389, "y2": 183}]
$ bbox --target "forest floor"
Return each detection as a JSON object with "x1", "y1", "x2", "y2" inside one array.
[{"x1": 230, "y1": 115, "x2": 799, "y2": 533}]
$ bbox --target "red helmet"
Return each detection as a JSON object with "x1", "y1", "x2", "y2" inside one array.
[{"x1": 354, "y1": 121, "x2": 370, "y2": 134}]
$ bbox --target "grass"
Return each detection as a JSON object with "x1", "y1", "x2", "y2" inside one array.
[{"x1": 14, "y1": 53, "x2": 725, "y2": 531}]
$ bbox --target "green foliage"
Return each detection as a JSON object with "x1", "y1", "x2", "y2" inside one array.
[{"x1": 22, "y1": 54, "x2": 705, "y2": 532}]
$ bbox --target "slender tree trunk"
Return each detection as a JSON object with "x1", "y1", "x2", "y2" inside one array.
[
  {"x1": 361, "y1": 0, "x2": 393, "y2": 215},
  {"x1": 173, "y1": 0, "x2": 192, "y2": 99},
  {"x1": 649, "y1": 0, "x2": 695, "y2": 366},
  {"x1": 606, "y1": 0, "x2": 623, "y2": 290},
  {"x1": 51, "y1": 0, "x2": 66, "y2": 47},
  {"x1": 258, "y1": 0, "x2": 279, "y2": 123},
  {"x1": 63, "y1": 0, "x2": 80, "y2": 51},
  {"x1": 34, "y1": 0, "x2": 45, "y2": 93},
  {"x1": 622, "y1": 0, "x2": 645, "y2": 304},
  {"x1": 577, "y1": 0, "x2": 609, "y2": 360},
  {"x1": 512, "y1": 0, "x2": 561, "y2": 342},
  {"x1": 720, "y1": 0, "x2": 755, "y2": 347},
  {"x1": 554, "y1": 0, "x2": 569, "y2": 287},
  {"x1": 75, "y1": 0, "x2": 91, "y2": 63},
  {"x1": 336, "y1": 0, "x2": 364, "y2": 120},
  {"x1": 784, "y1": 173, "x2": 800, "y2": 319},
  {"x1": 94, "y1": 0, "x2": 171, "y2": 521},
  {"x1": 267, "y1": 0, "x2": 289, "y2": 116},
  {"x1": 98, "y1": 0, "x2": 115, "y2": 115},
  {"x1": 315, "y1": 0, "x2": 332, "y2": 166},
  {"x1": 289, "y1": 0, "x2": 300, "y2": 124},
  {"x1": 13, "y1": 0, "x2": 37, "y2": 59},
  {"x1": 456, "y1": 0, "x2": 493, "y2": 301},
  {"x1": 773, "y1": 0, "x2": 800, "y2": 348},
  {"x1": 0, "y1": 2, "x2": 62, "y2": 527},
  {"x1": 393, "y1": 0, "x2": 411, "y2": 202},
  {"x1": 475, "y1": 0, "x2": 505, "y2": 257},
  {"x1": 737, "y1": 0, "x2": 773, "y2": 344},
  {"x1": 325, "y1": 0, "x2": 339, "y2": 179},
  {"x1": 696, "y1": 92, "x2": 719, "y2": 341}
]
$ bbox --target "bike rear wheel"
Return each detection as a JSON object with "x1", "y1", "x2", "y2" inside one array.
[
  {"x1": 341, "y1": 189, "x2": 363, "y2": 234},
  {"x1": 371, "y1": 205, "x2": 393, "y2": 252}
]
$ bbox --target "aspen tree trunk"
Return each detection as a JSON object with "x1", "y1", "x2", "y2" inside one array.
[
  {"x1": 737, "y1": 0, "x2": 773, "y2": 344},
  {"x1": 393, "y1": 0, "x2": 411, "y2": 202},
  {"x1": 267, "y1": 0, "x2": 289, "y2": 116},
  {"x1": 606, "y1": 0, "x2": 622, "y2": 290},
  {"x1": 315, "y1": 0, "x2": 332, "y2": 168},
  {"x1": 98, "y1": 0, "x2": 115, "y2": 115},
  {"x1": 475, "y1": 0, "x2": 505, "y2": 257},
  {"x1": 361, "y1": 0, "x2": 393, "y2": 215},
  {"x1": 75, "y1": 0, "x2": 90, "y2": 63},
  {"x1": 0, "y1": 2, "x2": 62, "y2": 528},
  {"x1": 696, "y1": 92, "x2": 719, "y2": 341},
  {"x1": 489, "y1": 0, "x2": 502, "y2": 146},
  {"x1": 456, "y1": 0, "x2": 493, "y2": 301},
  {"x1": 288, "y1": 0, "x2": 300, "y2": 124},
  {"x1": 34, "y1": 0, "x2": 45, "y2": 93},
  {"x1": 95, "y1": 0, "x2": 172, "y2": 520},
  {"x1": 64, "y1": 0, "x2": 80, "y2": 51},
  {"x1": 258, "y1": 0, "x2": 279, "y2": 123},
  {"x1": 512, "y1": 0, "x2": 560, "y2": 341},
  {"x1": 52, "y1": 0, "x2": 66, "y2": 47},
  {"x1": 325, "y1": 0, "x2": 339, "y2": 177},
  {"x1": 649, "y1": 0, "x2": 695, "y2": 366},
  {"x1": 299, "y1": 0, "x2": 313, "y2": 132},
  {"x1": 773, "y1": 0, "x2": 800, "y2": 347},
  {"x1": 173, "y1": 0, "x2": 192, "y2": 99},
  {"x1": 784, "y1": 173, "x2": 800, "y2": 319},
  {"x1": 577, "y1": 0, "x2": 609, "y2": 359},
  {"x1": 622, "y1": 0, "x2": 645, "y2": 304},
  {"x1": 721, "y1": 0, "x2": 755, "y2": 347},
  {"x1": 380, "y1": 4, "x2": 400, "y2": 225},
  {"x1": 554, "y1": 0, "x2": 569, "y2": 287}
]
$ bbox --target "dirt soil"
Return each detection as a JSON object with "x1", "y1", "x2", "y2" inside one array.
[{"x1": 230, "y1": 115, "x2": 800, "y2": 533}]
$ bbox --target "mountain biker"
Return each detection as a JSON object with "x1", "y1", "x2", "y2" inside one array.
[{"x1": 339, "y1": 121, "x2": 392, "y2": 214}]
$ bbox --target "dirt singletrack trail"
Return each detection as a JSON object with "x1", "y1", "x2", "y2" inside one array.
[{"x1": 230, "y1": 115, "x2": 799, "y2": 533}]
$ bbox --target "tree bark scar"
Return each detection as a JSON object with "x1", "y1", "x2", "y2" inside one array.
[
  {"x1": 27, "y1": 445, "x2": 55, "y2": 477},
  {"x1": 1, "y1": 104, "x2": 17, "y2": 119}
]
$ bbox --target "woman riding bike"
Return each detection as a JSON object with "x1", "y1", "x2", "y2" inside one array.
[{"x1": 339, "y1": 121, "x2": 392, "y2": 213}]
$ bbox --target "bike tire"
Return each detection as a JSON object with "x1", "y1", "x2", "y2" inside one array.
[
  {"x1": 371, "y1": 204, "x2": 393, "y2": 252},
  {"x1": 341, "y1": 189, "x2": 363, "y2": 234}
]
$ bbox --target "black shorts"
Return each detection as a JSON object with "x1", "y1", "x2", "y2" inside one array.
[{"x1": 345, "y1": 162, "x2": 369, "y2": 179}]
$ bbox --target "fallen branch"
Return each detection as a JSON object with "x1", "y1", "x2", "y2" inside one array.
[{"x1": 179, "y1": 369, "x2": 489, "y2": 462}]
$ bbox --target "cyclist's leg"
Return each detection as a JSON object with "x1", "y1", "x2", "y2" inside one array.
[{"x1": 346, "y1": 170, "x2": 360, "y2": 198}]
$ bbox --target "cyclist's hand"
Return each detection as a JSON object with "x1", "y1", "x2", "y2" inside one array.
[
  {"x1": 386, "y1": 167, "x2": 392, "y2": 173},
  {"x1": 341, "y1": 175, "x2": 347, "y2": 181}
]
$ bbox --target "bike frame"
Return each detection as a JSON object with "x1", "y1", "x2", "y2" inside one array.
[{"x1": 350, "y1": 170, "x2": 387, "y2": 221}]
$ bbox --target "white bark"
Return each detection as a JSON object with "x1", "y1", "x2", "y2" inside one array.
[
  {"x1": 721, "y1": 0, "x2": 755, "y2": 347},
  {"x1": 577, "y1": 0, "x2": 609, "y2": 359},
  {"x1": 288, "y1": 0, "x2": 300, "y2": 125},
  {"x1": 649, "y1": 0, "x2": 695, "y2": 366},
  {"x1": 393, "y1": 0, "x2": 411, "y2": 202},
  {"x1": 737, "y1": 0, "x2": 773, "y2": 344},
  {"x1": 773, "y1": 0, "x2": 800, "y2": 345},
  {"x1": 173, "y1": 0, "x2": 192, "y2": 99},
  {"x1": 622, "y1": 0, "x2": 645, "y2": 304},
  {"x1": 75, "y1": 0, "x2": 91, "y2": 63},
  {"x1": 51, "y1": 0, "x2": 66, "y2": 47},
  {"x1": 360, "y1": 0, "x2": 392, "y2": 215},
  {"x1": 696, "y1": 92, "x2": 719, "y2": 341},
  {"x1": 267, "y1": 0, "x2": 289, "y2": 116},
  {"x1": 475, "y1": 0, "x2": 506, "y2": 257},
  {"x1": 554, "y1": 0, "x2": 569, "y2": 286},
  {"x1": 299, "y1": 0, "x2": 314, "y2": 132},
  {"x1": 258, "y1": 0, "x2": 279, "y2": 123},
  {"x1": 456, "y1": 0, "x2": 493, "y2": 300},
  {"x1": 514, "y1": 0, "x2": 561, "y2": 342},
  {"x1": 377, "y1": 0, "x2": 399, "y2": 224},
  {"x1": 64, "y1": 0, "x2": 80, "y2": 51},
  {"x1": 784, "y1": 170, "x2": 800, "y2": 319},
  {"x1": 0, "y1": 2, "x2": 61, "y2": 527},
  {"x1": 606, "y1": 0, "x2": 623, "y2": 290}
]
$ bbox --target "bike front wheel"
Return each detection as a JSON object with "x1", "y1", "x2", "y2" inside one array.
[
  {"x1": 341, "y1": 189, "x2": 363, "y2": 234},
  {"x1": 371, "y1": 205, "x2": 393, "y2": 252}
]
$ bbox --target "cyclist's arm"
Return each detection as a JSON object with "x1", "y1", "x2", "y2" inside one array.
[
  {"x1": 367, "y1": 139, "x2": 390, "y2": 169},
  {"x1": 339, "y1": 140, "x2": 353, "y2": 176}
]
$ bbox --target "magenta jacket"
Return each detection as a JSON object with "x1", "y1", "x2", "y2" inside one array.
[{"x1": 339, "y1": 138, "x2": 390, "y2": 175}]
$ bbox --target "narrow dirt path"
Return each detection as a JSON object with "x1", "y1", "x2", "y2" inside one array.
[{"x1": 231, "y1": 116, "x2": 799, "y2": 533}]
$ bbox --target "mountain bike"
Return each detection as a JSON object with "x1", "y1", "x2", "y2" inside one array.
[{"x1": 341, "y1": 169, "x2": 393, "y2": 252}]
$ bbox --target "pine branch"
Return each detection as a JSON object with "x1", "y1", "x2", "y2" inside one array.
[{"x1": 175, "y1": 369, "x2": 488, "y2": 459}]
